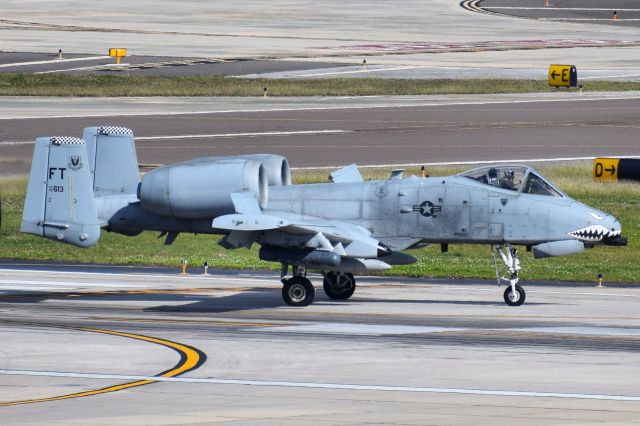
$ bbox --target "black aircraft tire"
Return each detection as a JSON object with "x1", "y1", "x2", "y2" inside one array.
[
  {"x1": 503, "y1": 285, "x2": 526, "y2": 306},
  {"x1": 282, "y1": 276, "x2": 315, "y2": 307},
  {"x1": 323, "y1": 272, "x2": 356, "y2": 300}
]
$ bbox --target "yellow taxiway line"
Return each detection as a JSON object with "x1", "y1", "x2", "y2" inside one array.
[{"x1": 0, "y1": 327, "x2": 205, "y2": 407}]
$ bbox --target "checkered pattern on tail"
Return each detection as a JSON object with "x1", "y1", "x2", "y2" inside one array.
[
  {"x1": 97, "y1": 126, "x2": 133, "y2": 136},
  {"x1": 50, "y1": 136, "x2": 84, "y2": 145}
]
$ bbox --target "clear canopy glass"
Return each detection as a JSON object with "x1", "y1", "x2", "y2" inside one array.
[{"x1": 459, "y1": 165, "x2": 563, "y2": 197}]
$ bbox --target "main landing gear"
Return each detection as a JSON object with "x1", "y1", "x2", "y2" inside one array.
[
  {"x1": 492, "y1": 243, "x2": 526, "y2": 306},
  {"x1": 323, "y1": 272, "x2": 356, "y2": 300},
  {"x1": 280, "y1": 264, "x2": 358, "y2": 307},
  {"x1": 281, "y1": 265, "x2": 315, "y2": 307}
]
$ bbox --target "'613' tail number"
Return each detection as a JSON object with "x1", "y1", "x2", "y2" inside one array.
[{"x1": 48, "y1": 185, "x2": 64, "y2": 193}]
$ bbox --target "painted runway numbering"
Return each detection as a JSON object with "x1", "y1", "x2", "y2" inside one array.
[{"x1": 0, "y1": 327, "x2": 206, "y2": 407}]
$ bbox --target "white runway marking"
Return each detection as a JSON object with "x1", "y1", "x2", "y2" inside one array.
[
  {"x1": 293, "y1": 156, "x2": 640, "y2": 170},
  {"x1": 0, "y1": 279, "x2": 148, "y2": 289},
  {"x1": 543, "y1": 18, "x2": 640, "y2": 21},
  {"x1": 266, "y1": 65, "x2": 440, "y2": 78},
  {"x1": 262, "y1": 323, "x2": 466, "y2": 336},
  {"x1": 0, "y1": 130, "x2": 350, "y2": 146},
  {"x1": 135, "y1": 130, "x2": 351, "y2": 141},
  {"x1": 0, "y1": 268, "x2": 276, "y2": 284},
  {"x1": 0, "y1": 140, "x2": 33, "y2": 146},
  {"x1": 2, "y1": 369, "x2": 640, "y2": 401},
  {"x1": 0, "y1": 56, "x2": 110, "y2": 69},
  {"x1": 34, "y1": 65, "x2": 123, "y2": 74},
  {"x1": 581, "y1": 74, "x2": 640, "y2": 80},
  {"x1": 513, "y1": 327, "x2": 640, "y2": 337}
]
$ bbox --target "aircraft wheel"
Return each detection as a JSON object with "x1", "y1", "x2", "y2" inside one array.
[
  {"x1": 503, "y1": 285, "x2": 526, "y2": 306},
  {"x1": 282, "y1": 276, "x2": 315, "y2": 307},
  {"x1": 323, "y1": 272, "x2": 356, "y2": 300}
]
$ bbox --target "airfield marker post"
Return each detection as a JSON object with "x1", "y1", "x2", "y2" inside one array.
[
  {"x1": 109, "y1": 48, "x2": 127, "y2": 65},
  {"x1": 597, "y1": 273, "x2": 603, "y2": 288},
  {"x1": 180, "y1": 258, "x2": 188, "y2": 275},
  {"x1": 613, "y1": 11, "x2": 619, "y2": 20},
  {"x1": 203, "y1": 261, "x2": 209, "y2": 275}
]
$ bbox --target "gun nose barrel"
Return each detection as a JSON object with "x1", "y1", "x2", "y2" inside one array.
[
  {"x1": 377, "y1": 243, "x2": 393, "y2": 257},
  {"x1": 604, "y1": 215, "x2": 627, "y2": 246}
]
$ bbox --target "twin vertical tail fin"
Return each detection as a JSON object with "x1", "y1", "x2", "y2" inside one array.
[
  {"x1": 83, "y1": 126, "x2": 140, "y2": 197},
  {"x1": 20, "y1": 136, "x2": 101, "y2": 247}
]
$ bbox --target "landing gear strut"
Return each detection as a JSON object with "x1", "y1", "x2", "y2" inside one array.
[
  {"x1": 281, "y1": 264, "x2": 315, "y2": 307},
  {"x1": 492, "y1": 243, "x2": 526, "y2": 306},
  {"x1": 323, "y1": 272, "x2": 356, "y2": 300}
]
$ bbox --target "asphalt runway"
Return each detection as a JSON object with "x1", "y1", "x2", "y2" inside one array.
[
  {"x1": 1, "y1": 264, "x2": 640, "y2": 424},
  {"x1": 2, "y1": 93, "x2": 640, "y2": 176}
]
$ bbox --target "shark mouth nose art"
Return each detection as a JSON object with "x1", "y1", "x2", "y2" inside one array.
[{"x1": 568, "y1": 225, "x2": 620, "y2": 242}]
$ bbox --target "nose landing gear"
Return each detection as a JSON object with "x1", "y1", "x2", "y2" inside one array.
[{"x1": 492, "y1": 243, "x2": 526, "y2": 306}]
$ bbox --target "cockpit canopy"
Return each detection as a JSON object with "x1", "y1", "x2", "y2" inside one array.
[{"x1": 459, "y1": 165, "x2": 563, "y2": 197}]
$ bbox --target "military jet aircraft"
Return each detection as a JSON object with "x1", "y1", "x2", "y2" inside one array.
[{"x1": 21, "y1": 126, "x2": 627, "y2": 307}]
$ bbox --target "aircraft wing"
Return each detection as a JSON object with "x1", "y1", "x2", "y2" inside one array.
[{"x1": 212, "y1": 193, "x2": 390, "y2": 259}]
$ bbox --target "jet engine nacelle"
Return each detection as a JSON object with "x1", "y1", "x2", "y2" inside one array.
[
  {"x1": 232, "y1": 154, "x2": 291, "y2": 186},
  {"x1": 139, "y1": 158, "x2": 268, "y2": 219},
  {"x1": 532, "y1": 240, "x2": 585, "y2": 259},
  {"x1": 173, "y1": 154, "x2": 291, "y2": 186}
]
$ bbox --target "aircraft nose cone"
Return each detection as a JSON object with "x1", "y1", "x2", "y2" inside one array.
[{"x1": 566, "y1": 207, "x2": 624, "y2": 243}]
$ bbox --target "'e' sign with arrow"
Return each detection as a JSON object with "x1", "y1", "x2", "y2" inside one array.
[{"x1": 549, "y1": 64, "x2": 577, "y2": 87}]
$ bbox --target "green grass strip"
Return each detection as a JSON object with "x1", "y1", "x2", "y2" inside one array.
[{"x1": 1, "y1": 74, "x2": 639, "y2": 96}]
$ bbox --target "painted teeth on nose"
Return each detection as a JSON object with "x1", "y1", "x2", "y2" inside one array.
[{"x1": 567, "y1": 225, "x2": 618, "y2": 241}]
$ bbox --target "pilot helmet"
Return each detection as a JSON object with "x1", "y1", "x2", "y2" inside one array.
[{"x1": 504, "y1": 168, "x2": 515, "y2": 180}]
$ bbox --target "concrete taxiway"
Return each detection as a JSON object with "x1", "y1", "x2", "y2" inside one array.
[
  {"x1": 1, "y1": 0, "x2": 639, "y2": 78},
  {"x1": 2, "y1": 92, "x2": 640, "y2": 176},
  {"x1": 1, "y1": 264, "x2": 640, "y2": 424}
]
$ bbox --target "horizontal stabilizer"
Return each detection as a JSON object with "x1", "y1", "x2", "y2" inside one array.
[{"x1": 212, "y1": 214, "x2": 289, "y2": 231}]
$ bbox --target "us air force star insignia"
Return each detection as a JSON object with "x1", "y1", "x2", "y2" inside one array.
[
  {"x1": 413, "y1": 201, "x2": 442, "y2": 217},
  {"x1": 68, "y1": 155, "x2": 82, "y2": 170},
  {"x1": 375, "y1": 185, "x2": 389, "y2": 198}
]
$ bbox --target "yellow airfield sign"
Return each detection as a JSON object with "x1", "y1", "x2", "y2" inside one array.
[
  {"x1": 548, "y1": 64, "x2": 577, "y2": 87},
  {"x1": 109, "y1": 48, "x2": 127, "y2": 58},
  {"x1": 594, "y1": 158, "x2": 619, "y2": 181}
]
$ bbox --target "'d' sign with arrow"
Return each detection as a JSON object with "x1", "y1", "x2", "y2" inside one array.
[
  {"x1": 594, "y1": 158, "x2": 640, "y2": 182},
  {"x1": 549, "y1": 64, "x2": 577, "y2": 87}
]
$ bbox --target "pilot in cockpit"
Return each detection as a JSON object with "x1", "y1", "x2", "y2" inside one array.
[
  {"x1": 486, "y1": 168, "x2": 498, "y2": 186},
  {"x1": 500, "y1": 168, "x2": 518, "y2": 190}
]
